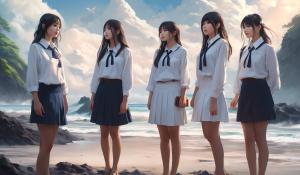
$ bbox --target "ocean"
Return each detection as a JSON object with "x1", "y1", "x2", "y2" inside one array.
[{"x1": 1, "y1": 96, "x2": 299, "y2": 144}]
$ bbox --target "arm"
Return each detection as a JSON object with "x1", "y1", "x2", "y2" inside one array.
[
  {"x1": 231, "y1": 49, "x2": 243, "y2": 109},
  {"x1": 26, "y1": 44, "x2": 39, "y2": 93},
  {"x1": 180, "y1": 50, "x2": 190, "y2": 89},
  {"x1": 210, "y1": 42, "x2": 228, "y2": 115},
  {"x1": 60, "y1": 55, "x2": 69, "y2": 95},
  {"x1": 179, "y1": 50, "x2": 190, "y2": 107},
  {"x1": 146, "y1": 50, "x2": 159, "y2": 109},
  {"x1": 26, "y1": 45, "x2": 44, "y2": 116},
  {"x1": 146, "y1": 50, "x2": 159, "y2": 92},
  {"x1": 266, "y1": 46, "x2": 281, "y2": 93},
  {"x1": 121, "y1": 49, "x2": 133, "y2": 96},
  {"x1": 120, "y1": 49, "x2": 133, "y2": 113},
  {"x1": 90, "y1": 61, "x2": 101, "y2": 95},
  {"x1": 210, "y1": 41, "x2": 228, "y2": 98}
]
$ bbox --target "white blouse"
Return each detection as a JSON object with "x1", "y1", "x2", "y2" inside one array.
[
  {"x1": 147, "y1": 43, "x2": 190, "y2": 91},
  {"x1": 90, "y1": 43, "x2": 133, "y2": 96},
  {"x1": 195, "y1": 34, "x2": 229, "y2": 98},
  {"x1": 234, "y1": 37, "x2": 281, "y2": 94},
  {"x1": 26, "y1": 38, "x2": 68, "y2": 94}
]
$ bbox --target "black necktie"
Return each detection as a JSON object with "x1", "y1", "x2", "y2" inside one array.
[
  {"x1": 243, "y1": 41, "x2": 266, "y2": 68},
  {"x1": 199, "y1": 42, "x2": 209, "y2": 70},
  {"x1": 48, "y1": 46, "x2": 62, "y2": 67},
  {"x1": 244, "y1": 46, "x2": 255, "y2": 68},
  {"x1": 199, "y1": 37, "x2": 221, "y2": 70},
  {"x1": 105, "y1": 50, "x2": 114, "y2": 67},
  {"x1": 162, "y1": 50, "x2": 173, "y2": 66}
]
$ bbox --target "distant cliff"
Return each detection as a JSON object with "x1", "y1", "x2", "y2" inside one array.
[
  {"x1": 0, "y1": 16, "x2": 29, "y2": 102},
  {"x1": 276, "y1": 14, "x2": 300, "y2": 104}
]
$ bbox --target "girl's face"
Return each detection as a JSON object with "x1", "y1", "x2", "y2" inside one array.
[
  {"x1": 202, "y1": 21, "x2": 215, "y2": 37},
  {"x1": 46, "y1": 21, "x2": 60, "y2": 39},
  {"x1": 159, "y1": 28, "x2": 174, "y2": 42},
  {"x1": 243, "y1": 24, "x2": 260, "y2": 39},
  {"x1": 103, "y1": 26, "x2": 113, "y2": 40}
]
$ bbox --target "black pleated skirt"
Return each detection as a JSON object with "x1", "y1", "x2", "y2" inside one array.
[
  {"x1": 91, "y1": 78, "x2": 132, "y2": 126},
  {"x1": 237, "y1": 78, "x2": 276, "y2": 122},
  {"x1": 30, "y1": 83, "x2": 66, "y2": 126}
]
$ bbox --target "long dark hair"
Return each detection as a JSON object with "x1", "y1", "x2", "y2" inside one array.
[
  {"x1": 154, "y1": 21, "x2": 181, "y2": 67},
  {"x1": 200, "y1": 11, "x2": 232, "y2": 60},
  {"x1": 241, "y1": 14, "x2": 272, "y2": 44},
  {"x1": 97, "y1": 19, "x2": 128, "y2": 64},
  {"x1": 32, "y1": 13, "x2": 61, "y2": 45}
]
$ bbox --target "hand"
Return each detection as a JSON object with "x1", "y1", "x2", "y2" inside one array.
[
  {"x1": 147, "y1": 93, "x2": 153, "y2": 110},
  {"x1": 179, "y1": 96, "x2": 186, "y2": 108},
  {"x1": 190, "y1": 96, "x2": 195, "y2": 108},
  {"x1": 210, "y1": 97, "x2": 217, "y2": 116},
  {"x1": 63, "y1": 95, "x2": 68, "y2": 114},
  {"x1": 120, "y1": 100, "x2": 128, "y2": 114},
  {"x1": 230, "y1": 94, "x2": 239, "y2": 109},
  {"x1": 90, "y1": 94, "x2": 95, "y2": 111},
  {"x1": 33, "y1": 98, "x2": 44, "y2": 116}
]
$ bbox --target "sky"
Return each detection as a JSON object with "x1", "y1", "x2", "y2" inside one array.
[{"x1": 0, "y1": 0, "x2": 299, "y2": 103}]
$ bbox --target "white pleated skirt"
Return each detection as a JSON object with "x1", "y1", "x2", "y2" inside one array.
[
  {"x1": 192, "y1": 76, "x2": 229, "y2": 122},
  {"x1": 149, "y1": 81, "x2": 187, "y2": 126}
]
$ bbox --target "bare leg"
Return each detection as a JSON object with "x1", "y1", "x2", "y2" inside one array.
[
  {"x1": 100, "y1": 125, "x2": 111, "y2": 172},
  {"x1": 202, "y1": 122, "x2": 225, "y2": 175},
  {"x1": 158, "y1": 125, "x2": 170, "y2": 175},
  {"x1": 242, "y1": 122, "x2": 257, "y2": 175},
  {"x1": 168, "y1": 126, "x2": 181, "y2": 175},
  {"x1": 254, "y1": 122, "x2": 268, "y2": 175},
  {"x1": 110, "y1": 126, "x2": 121, "y2": 174},
  {"x1": 36, "y1": 124, "x2": 58, "y2": 175}
]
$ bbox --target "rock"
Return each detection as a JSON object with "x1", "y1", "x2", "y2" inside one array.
[
  {"x1": 76, "y1": 96, "x2": 91, "y2": 114},
  {"x1": 0, "y1": 154, "x2": 35, "y2": 175},
  {"x1": 119, "y1": 169, "x2": 147, "y2": 175},
  {"x1": 189, "y1": 170, "x2": 212, "y2": 175},
  {"x1": 0, "y1": 154, "x2": 216, "y2": 175},
  {"x1": 55, "y1": 129, "x2": 81, "y2": 145},
  {"x1": 273, "y1": 103, "x2": 300, "y2": 124},
  {"x1": 276, "y1": 14, "x2": 300, "y2": 104},
  {"x1": 78, "y1": 96, "x2": 90, "y2": 105},
  {"x1": 51, "y1": 162, "x2": 95, "y2": 175},
  {"x1": 0, "y1": 111, "x2": 39, "y2": 145},
  {"x1": 188, "y1": 171, "x2": 232, "y2": 175},
  {"x1": 0, "y1": 111, "x2": 81, "y2": 145}
]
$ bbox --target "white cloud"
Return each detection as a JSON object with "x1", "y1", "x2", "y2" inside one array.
[
  {"x1": 1, "y1": 0, "x2": 299, "y2": 102},
  {"x1": 86, "y1": 6, "x2": 96, "y2": 14}
]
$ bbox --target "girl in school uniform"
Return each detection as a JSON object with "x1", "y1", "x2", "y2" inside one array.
[
  {"x1": 190, "y1": 12, "x2": 232, "y2": 175},
  {"x1": 90, "y1": 19, "x2": 132, "y2": 175},
  {"x1": 26, "y1": 13, "x2": 68, "y2": 175},
  {"x1": 230, "y1": 14, "x2": 280, "y2": 175},
  {"x1": 147, "y1": 21, "x2": 190, "y2": 175}
]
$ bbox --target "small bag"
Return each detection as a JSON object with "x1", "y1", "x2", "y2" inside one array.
[{"x1": 175, "y1": 96, "x2": 189, "y2": 107}]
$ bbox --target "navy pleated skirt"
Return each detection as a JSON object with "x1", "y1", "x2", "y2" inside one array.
[
  {"x1": 30, "y1": 83, "x2": 66, "y2": 126},
  {"x1": 237, "y1": 78, "x2": 276, "y2": 123},
  {"x1": 91, "y1": 78, "x2": 132, "y2": 126}
]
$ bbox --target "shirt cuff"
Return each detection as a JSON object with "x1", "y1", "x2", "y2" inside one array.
[
  {"x1": 123, "y1": 90, "x2": 129, "y2": 96},
  {"x1": 181, "y1": 83, "x2": 190, "y2": 89},
  {"x1": 146, "y1": 85, "x2": 154, "y2": 92},
  {"x1": 27, "y1": 85, "x2": 39, "y2": 93}
]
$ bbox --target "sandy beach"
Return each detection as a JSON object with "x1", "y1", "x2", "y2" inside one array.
[{"x1": 1, "y1": 131, "x2": 300, "y2": 175}]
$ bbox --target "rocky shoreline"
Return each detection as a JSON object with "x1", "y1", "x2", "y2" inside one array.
[
  {"x1": 0, "y1": 154, "x2": 213, "y2": 175},
  {"x1": 0, "y1": 111, "x2": 81, "y2": 145}
]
